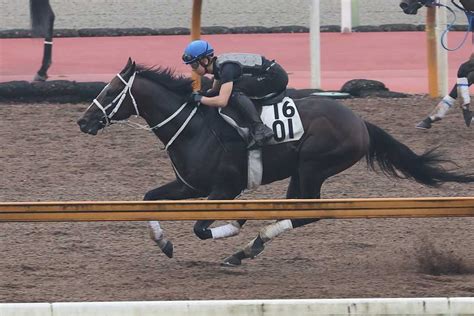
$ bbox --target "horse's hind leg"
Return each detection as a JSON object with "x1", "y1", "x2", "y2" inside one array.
[
  {"x1": 222, "y1": 174, "x2": 323, "y2": 267},
  {"x1": 144, "y1": 179, "x2": 204, "y2": 258}
]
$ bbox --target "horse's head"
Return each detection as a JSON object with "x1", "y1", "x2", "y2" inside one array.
[
  {"x1": 399, "y1": 0, "x2": 434, "y2": 14},
  {"x1": 77, "y1": 58, "x2": 139, "y2": 135}
]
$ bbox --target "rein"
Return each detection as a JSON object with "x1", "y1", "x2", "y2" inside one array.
[{"x1": 424, "y1": 0, "x2": 473, "y2": 51}]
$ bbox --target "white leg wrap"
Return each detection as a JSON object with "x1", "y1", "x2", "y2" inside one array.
[
  {"x1": 149, "y1": 221, "x2": 163, "y2": 241},
  {"x1": 457, "y1": 78, "x2": 470, "y2": 107},
  {"x1": 149, "y1": 221, "x2": 171, "y2": 250},
  {"x1": 259, "y1": 219, "x2": 293, "y2": 242},
  {"x1": 211, "y1": 221, "x2": 241, "y2": 239},
  {"x1": 429, "y1": 95, "x2": 455, "y2": 120}
]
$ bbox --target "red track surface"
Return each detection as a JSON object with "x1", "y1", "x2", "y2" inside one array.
[{"x1": 0, "y1": 32, "x2": 471, "y2": 93}]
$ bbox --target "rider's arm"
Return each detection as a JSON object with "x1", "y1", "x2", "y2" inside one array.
[
  {"x1": 200, "y1": 81, "x2": 233, "y2": 107},
  {"x1": 205, "y1": 80, "x2": 221, "y2": 97},
  {"x1": 200, "y1": 63, "x2": 239, "y2": 107}
]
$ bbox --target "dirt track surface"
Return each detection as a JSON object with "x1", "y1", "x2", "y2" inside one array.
[{"x1": 1, "y1": 96, "x2": 474, "y2": 302}]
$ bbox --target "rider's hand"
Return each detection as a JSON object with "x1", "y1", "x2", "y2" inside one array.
[{"x1": 188, "y1": 92, "x2": 203, "y2": 104}]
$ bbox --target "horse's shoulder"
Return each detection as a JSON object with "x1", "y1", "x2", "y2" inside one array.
[{"x1": 199, "y1": 106, "x2": 242, "y2": 142}]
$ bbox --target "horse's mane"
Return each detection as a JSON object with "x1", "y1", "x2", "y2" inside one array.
[{"x1": 136, "y1": 65, "x2": 193, "y2": 96}]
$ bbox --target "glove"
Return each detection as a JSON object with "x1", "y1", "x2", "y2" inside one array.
[{"x1": 188, "y1": 92, "x2": 203, "y2": 104}]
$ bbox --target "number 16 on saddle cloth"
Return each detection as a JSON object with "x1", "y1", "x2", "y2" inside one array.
[{"x1": 261, "y1": 97, "x2": 304, "y2": 144}]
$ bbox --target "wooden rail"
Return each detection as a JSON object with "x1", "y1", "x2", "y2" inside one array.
[{"x1": 0, "y1": 197, "x2": 473, "y2": 222}]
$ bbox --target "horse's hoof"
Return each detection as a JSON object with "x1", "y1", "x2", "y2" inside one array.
[
  {"x1": 462, "y1": 109, "x2": 473, "y2": 127},
  {"x1": 245, "y1": 236, "x2": 265, "y2": 258},
  {"x1": 161, "y1": 240, "x2": 174, "y2": 258},
  {"x1": 33, "y1": 73, "x2": 48, "y2": 82},
  {"x1": 221, "y1": 255, "x2": 241, "y2": 267},
  {"x1": 415, "y1": 118, "x2": 432, "y2": 130}
]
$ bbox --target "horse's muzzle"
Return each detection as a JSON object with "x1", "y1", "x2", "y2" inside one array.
[
  {"x1": 77, "y1": 117, "x2": 103, "y2": 135},
  {"x1": 399, "y1": 2, "x2": 422, "y2": 14}
]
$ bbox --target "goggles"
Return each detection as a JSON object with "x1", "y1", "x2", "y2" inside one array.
[{"x1": 182, "y1": 53, "x2": 198, "y2": 64}]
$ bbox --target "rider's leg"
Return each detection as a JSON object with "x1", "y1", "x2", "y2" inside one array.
[{"x1": 230, "y1": 92, "x2": 274, "y2": 149}]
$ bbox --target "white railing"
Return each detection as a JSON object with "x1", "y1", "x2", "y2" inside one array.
[{"x1": 2, "y1": 298, "x2": 473, "y2": 316}]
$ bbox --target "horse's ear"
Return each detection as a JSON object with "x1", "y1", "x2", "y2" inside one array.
[
  {"x1": 122, "y1": 61, "x2": 136, "y2": 78},
  {"x1": 120, "y1": 58, "x2": 133, "y2": 74}
]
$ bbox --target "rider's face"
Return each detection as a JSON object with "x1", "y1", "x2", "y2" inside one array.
[{"x1": 190, "y1": 58, "x2": 207, "y2": 76}]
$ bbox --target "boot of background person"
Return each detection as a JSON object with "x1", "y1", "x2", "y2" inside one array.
[{"x1": 234, "y1": 93, "x2": 274, "y2": 149}]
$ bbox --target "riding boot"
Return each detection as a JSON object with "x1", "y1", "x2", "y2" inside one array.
[{"x1": 234, "y1": 93, "x2": 274, "y2": 149}]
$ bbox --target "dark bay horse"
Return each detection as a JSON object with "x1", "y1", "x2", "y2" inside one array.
[
  {"x1": 30, "y1": 0, "x2": 55, "y2": 81},
  {"x1": 77, "y1": 59, "x2": 474, "y2": 266}
]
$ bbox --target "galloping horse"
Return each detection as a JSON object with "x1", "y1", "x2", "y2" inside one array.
[
  {"x1": 400, "y1": 0, "x2": 474, "y2": 129},
  {"x1": 77, "y1": 59, "x2": 474, "y2": 266}
]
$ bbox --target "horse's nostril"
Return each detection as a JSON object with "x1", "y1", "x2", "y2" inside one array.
[
  {"x1": 77, "y1": 118, "x2": 86, "y2": 127},
  {"x1": 400, "y1": 3, "x2": 408, "y2": 9}
]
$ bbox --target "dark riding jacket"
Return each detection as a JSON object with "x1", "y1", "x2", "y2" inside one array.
[{"x1": 212, "y1": 53, "x2": 288, "y2": 99}]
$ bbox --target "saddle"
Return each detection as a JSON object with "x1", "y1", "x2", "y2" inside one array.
[
  {"x1": 220, "y1": 91, "x2": 303, "y2": 145},
  {"x1": 218, "y1": 92, "x2": 304, "y2": 190}
]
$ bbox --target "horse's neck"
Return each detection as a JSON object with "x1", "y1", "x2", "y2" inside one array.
[{"x1": 136, "y1": 86, "x2": 208, "y2": 149}]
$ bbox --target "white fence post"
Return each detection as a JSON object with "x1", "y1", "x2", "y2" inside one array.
[
  {"x1": 436, "y1": 0, "x2": 449, "y2": 96},
  {"x1": 341, "y1": 0, "x2": 352, "y2": 33},
  {"x1": 341, "y1": 0, "x2": 360, "y2": 33},
  {"x1": 310, "y1": 0, "x2": 321, "y2": 89}
]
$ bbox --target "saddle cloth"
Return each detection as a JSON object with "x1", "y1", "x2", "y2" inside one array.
[{"x1": 219, "y1": 96, "x2": 304, "y2": 190}]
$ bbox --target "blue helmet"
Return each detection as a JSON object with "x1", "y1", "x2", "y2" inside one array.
[{"x1": 182, "y1": 40, "x2": 214, "y2": 64}]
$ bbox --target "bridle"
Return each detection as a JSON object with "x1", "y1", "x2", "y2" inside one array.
[
  {"x1": 87, "y1": 71, "x2": 199, "y2": 151},
  {"x1": 89, "y1": 72, "x2": 140, "y2": 126}
]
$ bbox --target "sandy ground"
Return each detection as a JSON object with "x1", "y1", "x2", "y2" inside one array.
[{"x1": 1, "y1": 95, "x2": 474, "y2": 302}]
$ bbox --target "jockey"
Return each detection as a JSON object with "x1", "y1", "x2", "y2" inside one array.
[{"x1": 182, "y1": 39, "x2": 289, "y2": 149}]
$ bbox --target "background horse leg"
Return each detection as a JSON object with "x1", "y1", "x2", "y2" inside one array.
[
  {"x1": 193, "y1": 189, "x2": 243, "y2": 240},
  {"x1": 34, "y1": 34, "x2": 54, "y2": 81},
  {"x1": 30, "y1": 0, "x2": 55, "y2": 81},
  {"x1": 458, "y1": 57, "x2": 474, "y2": 126},
  {"x1": 417, "y1": 56, "x2": 474, "y2": 128},
  {"x1": 144, "y1": 179, "x2": 204, "y2": 258}
]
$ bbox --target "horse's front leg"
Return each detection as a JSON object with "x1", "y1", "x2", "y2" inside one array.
[
  {"x1": 144, "y1": 179, "x2": 204, "y2": 258},
  {"x1": 223, "y1": 174, "x2": 321, "y2": 267},
  {"x1": 193, "y1": 189, "x2": 244, "y2": 240}
]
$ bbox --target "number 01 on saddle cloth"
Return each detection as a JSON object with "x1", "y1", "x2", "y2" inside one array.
[{"x1": 219, "y1": 96, "x2": 304, "y2": 190}]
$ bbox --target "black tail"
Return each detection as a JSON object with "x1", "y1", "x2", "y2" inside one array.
[
  {"x1": 364, "y1": 121, "x2": 474, "y2": 187},
  {"x1": 30, "y1": 0, "x2": 55, "y2": 38}
]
